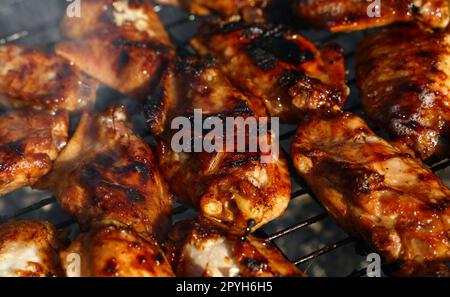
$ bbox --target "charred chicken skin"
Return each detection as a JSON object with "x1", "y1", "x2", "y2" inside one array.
[
  {"x1": 0, "y1": 45, "x2": 98, "y2": 112},
  {"x1": 60, "y1": 224, "x2": 174, "y2": 277},
  {"x1": 295, "y1": 0, "x2": 450, "y2": 32},
  {"x1": 0, "y1": 108, "x2": 68, "y2": 196},
  {"x1": 357, "y1": 25, "x2": 450, "y2": 162},
  {"x1": 145, "y1": 57, "x2": 291, "y2": 232},
  {"x1": 57, "y1": 0, "x2": 173, "y2": 98},
  {"x1": 291, "y1": 112, "x2": 450, "y2": 276},
  {"x1": 191, "y1": 22, "x2": 348, "y2": 123},
  {"x1": 166, "y1": 217, "x2": 303, "y2": 277},
  {"x1": 0, "y1": 221, "x2": 62, "y2": 277},
  {"x1": 37, "y1": 106, "x2": 172, "y2": 242}
]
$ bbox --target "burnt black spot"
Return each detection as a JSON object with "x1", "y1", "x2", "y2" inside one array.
[
  {"x1": 4, "y1": 140, "x2": 24, "y2": 156},
  {"x1": 174, "y1": 57, "x2": 208, "y2": 77},
  {"x1": 397, "y1": 82, "x2": 423, "y2": 94},
  {"x1": 128, "y1": 188, "x2": 145, "y2": 202},
  {"x1": 137, "y1": 255, "x2": 147, "y2": 265},
  {"x1": 426, "y1": 198, "x2": 450, "y2": 213},
  {"x1": 103, "y1": 258, "x2": 118, "y2": 275},
  {"x1": 246, "y1": 33, "x2": 315, "y2": 71},
  {"x1": 117, "y1": 162, "x2": 153, "y2": 185},
  {"x1": 246, "y1": 46, "x2": 277, "y2": 71},
  {"x1": 416, "y1": 50, "x2": 437, "y2": 59},
  {"x1": 278, "y1": 70, "x2": 306, "y2": 88},
  {"x1": 222, "y1": 154, "x2": 260, "y2": 168},
  {"x1": 409, "y1": 3, "x2": 421, "y2": 15},
  {"x1": 80, "y1": 165, "x2": 102, "y2": 183},
  {"x1": 154, "y1": 253, "x2": 165, "y2": 265}
]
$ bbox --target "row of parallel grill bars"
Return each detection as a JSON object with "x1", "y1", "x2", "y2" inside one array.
[{"x1": 0, "y1": 0, "x2": 449, "y2": 277}]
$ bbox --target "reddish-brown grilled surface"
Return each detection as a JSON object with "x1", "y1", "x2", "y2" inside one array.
[
  {"x1": 357, "y1": 25, "x2": 450, "y2": 162},
  {"x1": 145, "y1": 57, "x2": 291, "y2": 232},
  {"x1": 0, "y1": 45, "x2": 98, "y2": 112},
  {"x1": 0, "y1": 108, "x2": 68, "y2": 196},
  {"x1": 157, "y1": 0, "x2": 267, "y2": 17},
  {"x1": 295, "y1": 0, "x2": 450, "y2": 32},
  {"x1": 60, "y1": 224, "x2": 174, "y2": 277},
  {"x1": 291, "y1": 111, "x2": 450, "y2": 276},
  {"x1": 57, "y1": 0, "x2": 173, "y2": 98},
  {"x1": 37, "y1": 106, "x2": 172, "y2": 242},
  {"x1": 166, "y1": 217, "x2": 304, "y2": 277},
  {"x1": 0, "y1": 220, "x2": 62, "y2": 277},
  {"x1": 191, "y1": 21, "x2": 348, "y2": 123}
]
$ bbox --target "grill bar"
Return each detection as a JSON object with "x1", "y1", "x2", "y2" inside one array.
[
  {"x1": 295, "y1": 237, "x2": 355, "y2": 265},
  {"x1": 0, "y1": 196, "x2": 56, "y2": 224},
  {"x1": 267, "y1": 213, "x2": 328, "y2": 242}
]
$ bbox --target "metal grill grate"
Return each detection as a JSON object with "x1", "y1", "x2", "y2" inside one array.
[{"x1": 0, "y1": 0, "x2": 449, "y2": 277}]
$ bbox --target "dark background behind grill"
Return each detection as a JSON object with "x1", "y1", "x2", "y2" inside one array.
[{"x1": 1, "y1": 0, "x2": 449, "y2": 277}]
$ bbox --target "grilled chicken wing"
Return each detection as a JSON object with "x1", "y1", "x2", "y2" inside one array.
[
  {"x1": 145, "y1": 57, "x2": 290, "y2": 232},
  {"x1": 291, "y1": 111, "x2": 450, "y2": 276},
  {"x1": 0, "y1": 45, "x2": 98, "y2": 112},
  {"x1": 191, "y1": 22, "x2": 348, "y2": 123},
  {"x1": 57, "y1": 0, "x2": 173, "y2": 98},
  {"x1": 37, "y1": 106, "x2": 172, "y2": 242},
  {"x1": 357, "y1": 25, "x2": 450, "y2": 162},
  {"x1": 0, "y1": 108, "x2": 68, "y2": 196},
  {"x1": 60, "y1": 224, "x2": 174, "y2": 277},
  {"x1": 0, "y1": 221, "x2": 62, "y2": 277},
  {"x1": 166, "y1": 217, "x2": 303, "y2": 277},
  {"x1": 157, "y1": 0, "x2": 267, "y2": 17},
  {"x1": 295, "y1": 0, "x2": 450, "y2": 32}
]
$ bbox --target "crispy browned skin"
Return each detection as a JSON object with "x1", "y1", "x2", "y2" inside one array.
[
  {"x1": 357, "y1": 26, "x2": 450, "y2": 162},
  {"x1": 0, "y1": 45, "x2": 98, "y2": 112},
  {"x1": 60, "y1": 224, "x2": 174, "y2": 277},
  {"x1": 157, "y1": 0, "x2": 267, "y2": 17},
  {"x1": 57, "y1": 0, "x2": 173, "y2": 98},
  {"x1": 37, "y1": 106, "x2": 172, "y2": 242},
  {"x1": 0, "y1": 109, "x2": 68, "y2": 196},
  {"x1": 295, "y1": 0, "x2": 450, "y2": 32},
  {"x1": 145, "y1": 57, "x2": 291, "y2": 231},
  {"x1": 0, "y1": 221, "x2": 62, "y2": 277},
  {"x1": 191, "y1": 22, "x2": 348, "y2": 123},
  {"x1": 291, "y1": 112, "x2": 450, "y2": 276},
  {"x1": 166, "y1": 217, "x2": 303, "y2": 277}
]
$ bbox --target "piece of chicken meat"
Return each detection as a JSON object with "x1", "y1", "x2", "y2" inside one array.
[
  {"x1": 157, "y1": 0, "x2": 267, "y2": 18},
  {"x1": 0, "y1": 220, "x2": 62, "y2": 277},
  {"x1": 145, "y1": 57, "x2": 291, "y2": 232},
  {"x1": 0, "y1": 108, "x2": 68, "y2": 196},
  {"x1": 357, "y1": 25, "x2": 450, "y2": 162},
  {"x1": 295, "y1": 0, "x2": 450, "y2": 32},
  {"x1": 36, "y1": 106, "x2": 172, "y2": 242},
  {"x1": 60, "y1": 224, "x2": 174, "y2": 277},
  {"x1": 291, "y1": 111, "x2": 450, "y2": 276},
  {"x1": 0, "y1": 45, "x2": 98, "y2": 112},
  {"x1": 166, "y1": 217, "x2": 304, "y2": 277},
  {"x1": 191, "y1": 21, "x2": 348, "y2": 123},
  {"x1": 57, "y1": 0, "x2": 173, "y2": 98}
]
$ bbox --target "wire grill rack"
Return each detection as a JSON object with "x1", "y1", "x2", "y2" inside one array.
[{"x1": 1, "y1": 0, "x2": 449, "y2": 277}]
